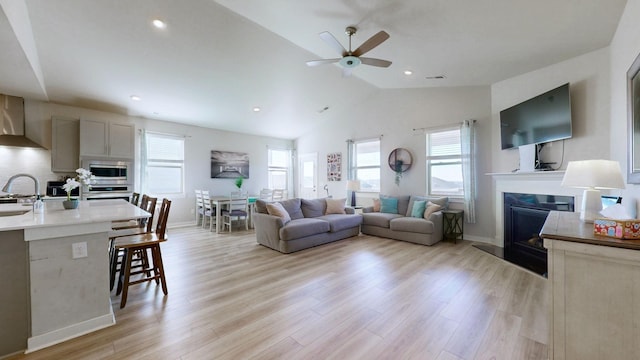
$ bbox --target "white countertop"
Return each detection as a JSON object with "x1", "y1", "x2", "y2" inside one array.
[{"x1": 0, "y1": 200, "x2": 149, "y2": 232}]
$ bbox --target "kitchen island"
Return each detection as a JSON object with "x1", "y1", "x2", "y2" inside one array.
[{"x1": 0, "y1": 200, "x2": 149, "y2": 357}]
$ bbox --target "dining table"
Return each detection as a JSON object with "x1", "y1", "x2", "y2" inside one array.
[{"x1": 209, "y1": 195, "x2": 258, "y2": 233}]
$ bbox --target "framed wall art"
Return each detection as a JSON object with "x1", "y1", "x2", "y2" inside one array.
[
  {"x1": 211, "y1": 150, "x2": 250, "y2": 178},
  {"x1": 327, "y1": 152, "x2": 342, "y2": 181}
]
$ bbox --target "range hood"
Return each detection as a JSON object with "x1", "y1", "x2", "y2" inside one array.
[{"x1": 0, "y1": 94, "x2": 42, "y2": 148}]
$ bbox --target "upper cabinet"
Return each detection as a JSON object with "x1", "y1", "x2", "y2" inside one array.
[
  {"x1": 51, "y1": 117, "x2": 80, "y2": 172},
  {"x1": 80, "y1": 119, "x2": 134, "y2": 159}
]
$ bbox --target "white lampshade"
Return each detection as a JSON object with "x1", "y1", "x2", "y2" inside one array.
[
  {"x1": 561, "y1": 160, "x2": 625, "y2": 222},
  {"x1": 346, "y1": 180, "x2": 361, "y2": 191}
]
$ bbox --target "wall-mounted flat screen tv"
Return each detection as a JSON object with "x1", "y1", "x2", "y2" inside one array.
[{"x1": 500, "y1": 83, "x2": 572, "y2": 150}]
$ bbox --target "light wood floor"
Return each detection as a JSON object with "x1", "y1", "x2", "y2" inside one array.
[{"x1": 9, "y1": 227, "x2": 548, "y2": 360}]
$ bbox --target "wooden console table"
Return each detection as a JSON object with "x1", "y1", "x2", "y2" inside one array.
[{"x1": 541, "y1": 211, "x2": 640, "y2": 360}]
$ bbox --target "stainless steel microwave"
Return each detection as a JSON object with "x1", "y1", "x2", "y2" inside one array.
[{"x1": 81, "y1": 159, "x2": 132, "y2": 185}]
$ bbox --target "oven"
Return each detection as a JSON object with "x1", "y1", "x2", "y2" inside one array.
[{"x1": 81, "y1": 160, "x2": 133, "y2": 201}]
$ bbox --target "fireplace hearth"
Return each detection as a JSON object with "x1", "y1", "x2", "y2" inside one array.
[{"x1": 503, "y1": 192, "x2": 574, "y2": 275}]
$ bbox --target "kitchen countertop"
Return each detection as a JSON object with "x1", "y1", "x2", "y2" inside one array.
[{"x1": 0, "y1": 200, "x2": 149, "y2": 233}]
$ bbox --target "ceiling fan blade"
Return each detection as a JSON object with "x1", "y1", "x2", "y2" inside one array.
[
  {"x1": 306, "y1": 58, "x2": 341, "y2": 67},
  {"x1": 360, "y1": 57, "x2": 392, "y2": 68},
  {"x1": 319, "y1": 31, "x2": 347, "y2": 56},
  {"x1": 342, "y1": 67, "x2": 353, "y2": 78},
  {"x1": 352, "y1": 30, "x2": 390, "y2": 57}
]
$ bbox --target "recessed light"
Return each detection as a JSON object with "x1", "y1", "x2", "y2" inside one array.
[
  {"x1": 130, "y1": 95, "x2": 141, "y2": 101},
  {"x1": 152, "y1": 19, "x2": 166, "y2": 29},
  {"x1": 252, "y1": 107, "x2": 261, "y2": 112},
  {"x1": 403, "y1": 70, "x2": 413, "y2": 76}
]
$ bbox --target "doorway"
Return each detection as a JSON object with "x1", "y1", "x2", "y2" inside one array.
[{"x1": 298, "y1": 153, "x2": 317, "y2": 199}]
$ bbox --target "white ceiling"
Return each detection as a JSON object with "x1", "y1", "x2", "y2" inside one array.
[{"x1": 0, "y1": 0, "x2": 628, "y2": 139}]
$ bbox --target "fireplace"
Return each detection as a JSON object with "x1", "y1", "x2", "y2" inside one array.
[{"x1": 504, "y1": 193, "x2": 574, "y2": 275}]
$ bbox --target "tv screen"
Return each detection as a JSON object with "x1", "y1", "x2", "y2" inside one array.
[{"x1": 500, "y1": 83, "x2": 572, "y2": 150}]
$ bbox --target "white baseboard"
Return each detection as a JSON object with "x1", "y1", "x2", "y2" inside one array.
[
  {"x1": 26, "y1": 311, "x2": 115, "y2": 353},
  {"x1": 462, "y1": 234, "x2": 497, "y2": 245}
]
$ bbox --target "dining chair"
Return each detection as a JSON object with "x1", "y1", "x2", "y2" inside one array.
[
  {"x1": 272, "y1": 189, "x2": 284, "y2": 201},
  {"x1": 201, "y1": 190, "x2": 216, "y2": 231},
  {"x1": 112, "y1": 198, "x2": 171, "y2": 308},
  {"x1": 259, "y1": 188, "x2": 273, "y2": 201},
  {"x1": 195, "y1": 189, "x2": 204, "y2": 226},
  {"x1": 222, "y1": 191, "x2": 248, "y2": 232}
]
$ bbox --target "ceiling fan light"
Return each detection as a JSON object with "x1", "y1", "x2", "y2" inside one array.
[{"x1": 340, "y1": 56, "x2": 361, "y2": 68}]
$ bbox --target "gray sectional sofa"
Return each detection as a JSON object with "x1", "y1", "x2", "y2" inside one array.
[
  {"x1": 253, "y1": 198, "x2": 363, "y2": 253},
  {"x1": 360, "y1": 195, "x2": 448, "y2": 246}
]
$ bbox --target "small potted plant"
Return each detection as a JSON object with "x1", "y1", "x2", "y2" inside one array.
[
  {"x1": 234, "y1": 176, "x2": 244, "y2": 190},
  {"x1": 61, "y1": 168, "x2": 95, "y2": 209}
]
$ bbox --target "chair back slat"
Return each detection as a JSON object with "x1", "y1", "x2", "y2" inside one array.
[
  {"x1": 130, "y1": 192, "x2": 140, "y2": 206},
  {"x1": 142, "y1": 196, "x2": 158, "y2": 232},
  {"x1": 259, "y1": 188, "x2": 273, "y2": 201},
  {"x1": 155, "y1": 198, "x2": 172, "y2": 238}
]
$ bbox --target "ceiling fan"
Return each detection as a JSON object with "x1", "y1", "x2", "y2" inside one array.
[{"x1": 306, "y1": 26, "x2": 392, "y2": 77}]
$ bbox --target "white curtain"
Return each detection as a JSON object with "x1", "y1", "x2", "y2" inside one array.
[
  {"x1": 461, "y1": 120, "x2": 477, "y2": 223},
  {"x1": 139, "y1": 128, "x2": 148, "y2": 194}
]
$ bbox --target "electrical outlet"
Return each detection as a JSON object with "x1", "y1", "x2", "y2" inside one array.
[{"x1": 72, "y1": 242, "x2": 88, "y2": 259}]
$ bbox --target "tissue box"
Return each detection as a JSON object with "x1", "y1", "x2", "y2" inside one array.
[{"x1": 593, "y1": 218, "x2": 640, "y2": 239}]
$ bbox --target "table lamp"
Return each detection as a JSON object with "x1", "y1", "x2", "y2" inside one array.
[
  {"x1": 560, "y1": 159, "x2": 625, "y2": 222},
  {"x1": 346, "y1": 180, "x2": 360, "y2": 207}
]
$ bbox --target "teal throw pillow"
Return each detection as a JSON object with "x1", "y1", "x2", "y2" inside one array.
[
  {"x1": 380, "y1": 197, "x2": 398, "y2": 214},
  {"x1": 411, "y1": 200, "x2": 426, "y2": 218}
]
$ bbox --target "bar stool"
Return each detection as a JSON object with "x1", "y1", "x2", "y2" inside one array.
[{"x1": 113, "y1": 198, "x2": 171, "y2": 308}]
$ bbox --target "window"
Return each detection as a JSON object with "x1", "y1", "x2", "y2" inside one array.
[
  {"x1": 349, "y1": 138, "x2": 380, "y2": 192},
  {"x1": 142, "y1": 132, "x2": 185, "y2": 195},
  {"x1": 426, "y1": 128, "x2": 463, "y2": 197},
  {"x1": 268, "y1": 148, "x2": 291, "y2": 191}
]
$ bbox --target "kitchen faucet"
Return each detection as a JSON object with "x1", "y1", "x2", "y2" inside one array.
[{"x1": 2, "y1": 173, "x2": 41, "y2": 196}]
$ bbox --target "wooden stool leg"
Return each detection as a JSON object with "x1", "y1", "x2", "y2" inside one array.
[
  {"x1": 119, "y1": 249, "x2": 134, "y2": 308},
  {"x1": 152, "y1": 245, "x2": 168, "y2": 295}
]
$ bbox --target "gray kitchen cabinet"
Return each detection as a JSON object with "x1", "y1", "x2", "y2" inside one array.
[
  {"x1": 80, "y1": 119, "x2": 134, "y2": 158},
  {"x1": 51, "y1": 117, "x2": 79, "y2": 172}
]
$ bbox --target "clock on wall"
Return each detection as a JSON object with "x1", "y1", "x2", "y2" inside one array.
[{"x1": 388, "y1": 147, "x2": 412, "y2": 172}]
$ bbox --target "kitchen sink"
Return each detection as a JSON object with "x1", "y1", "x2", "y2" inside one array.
[{"x1": 0, "y1": 210, "x2": 30, "y2": 217}]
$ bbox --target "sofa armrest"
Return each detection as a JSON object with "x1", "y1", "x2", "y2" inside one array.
[
  {"x1": 253, "y1": 213, "x2": 285, "y2": 249},
  {"x1": 345, "y1": 207, "x2": 355, "y2": 214},
  {"x1": 428, "y1": 211, "x2": 444, "y2": 241}
]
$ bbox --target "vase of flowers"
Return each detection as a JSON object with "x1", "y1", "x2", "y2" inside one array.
[{"x1": 62, "y1": 168, "x2": 95, "y2": 209}]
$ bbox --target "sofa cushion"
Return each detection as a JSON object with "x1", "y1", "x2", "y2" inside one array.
[
  {"x1": 266, "y1": 202, "x2": 291, "y2": 224},
  {"x1": 317, "y1": 214, "x2": 362, "y2": 232},
  {"x1": 301, "y1": 198, "x2": 326, "y2": 218},
  {"x1": 424, "y1": 201, "x2": 442, "y2": 219},
  {"x1": 361, "y1": 212, "x2": 404, "y2": 228},
  {"x1": 279, "y1": 218, "x2": 330, "y2": 241},
  {"x1": 390, "y1": 217, "x2": 435, "y2": 234},
  {"x1": 406, "y1": 196, "x2": 449, "y2": 217},
  {"x1": 279, "y1": 198, "x2": 304, "y2": 220},
  {"x1": 381, "y1": 195, "x2": 410, "y2": 216},
  {"x1": 255, "y1": 199, "x2": 269, "y2": 214},
  {"x1": 411, "y1": 200, "x2": 426, "y2": 218},
  {"x1": 372, "y1": 198, "x2": 381, "y2": 212},
  {"x1": 380, "y1": 197, "x2": 398, "y2": 214},
  {"x1": 325, "y1": 198, "x2": 346, "y2": 214}
]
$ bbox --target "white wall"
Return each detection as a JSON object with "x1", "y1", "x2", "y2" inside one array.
[
  {"x1": 491, "y1": 47, "x2": 612, "y2": 174},
  {"x1": 295, "y1": 86, "x2": 494, "y2": 242},
  {"x1": 610, "y1": 0, "x2": 640, "y2": 217},
  {"x1": 0, "y1": 100, "x2": 292, "y2": 226}
]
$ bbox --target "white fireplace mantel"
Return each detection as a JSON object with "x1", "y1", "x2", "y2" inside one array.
[{"x1": 489, "y1": 171, "x2": 584, "y2": 247}]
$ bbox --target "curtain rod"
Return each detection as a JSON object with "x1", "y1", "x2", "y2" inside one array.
[{"x1": 413, "y1": 119, "x2": 476, "y2": 133}]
